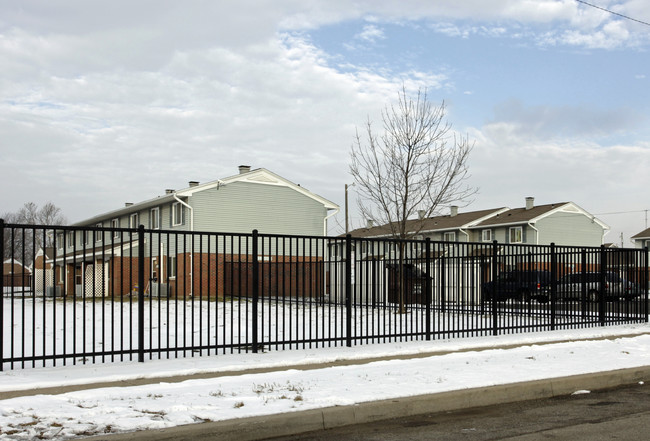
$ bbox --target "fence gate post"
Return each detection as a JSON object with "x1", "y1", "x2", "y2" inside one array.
[
  {"x1": 491, "y1": 240, "x2": 499, "y2": 336},
  {"x1": 138, "y1": 224, "x2": 145, "y2": 363},
  {"x1": 345, "y1": 234, "x2": 352, "y2": 347},
  {"x1": 252, "y1": 230, "x2": 259, "y2": 353},
  {"x1": 425, "y1": 238, "x2": 432, "y2": 340}
]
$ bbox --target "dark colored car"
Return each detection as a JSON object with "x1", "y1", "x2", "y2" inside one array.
[
  {"x1": 482, "y1": 270, "x2": 552, "y2": 303},
  {"x1": 557, "y1": 272, "x2": 638, "y2": 301}
]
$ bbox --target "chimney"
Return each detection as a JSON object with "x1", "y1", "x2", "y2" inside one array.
[
  {"x1": 125, "y1": 202, "x2": 133, "y2": 207},
  {"x1": 450, "y1": 206, "x2": 458, "y2": 217},
  {"x1": 418, "y1": 210, "x2": 426, "y2": 220},
  {"x1": 165, "y1": 189, "x2": 175, "y2": 195},
  {"x1": 367, "y1": 219, "x2": 374, "y2": 228},
  {"x1": 238, "y1": 165, "x2": 251, "y2": 174},
  {"x1": 525, "y1": 197, "x2": 534, "y2": 210},
  {"x1": 188, "y1": 181, "x2": 199, "y2": 187}
]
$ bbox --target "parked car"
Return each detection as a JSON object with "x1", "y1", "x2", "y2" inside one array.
[
  {"x1": 556, "y1": 272, "x2": 637, "y2": 301},
  {"x1": 483, "y1": 270, "x2": 552, "y2": 303}
]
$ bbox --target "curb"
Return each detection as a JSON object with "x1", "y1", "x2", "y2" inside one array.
[{"x1": 87, "y1": 365, "x2": 650, "y2": 441}]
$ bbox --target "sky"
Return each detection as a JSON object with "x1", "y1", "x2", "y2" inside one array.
[
  {"x1": 0, "y1": 324, "x2": 649, "y2": 439},
  {"x1": 1, "y1": 1, "x2": 649, "y2": 244}
]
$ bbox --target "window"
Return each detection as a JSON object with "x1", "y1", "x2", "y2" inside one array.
[
  {"x1": 85, "y1": 230, "x2": 92, "y2": 245},
  {"x1": 150, "y1": 208, "x2": 160, "y2": 229},
  {"x1": 129, "y1": 213, "x2": 139, "y2": 229},
  {"x1": 168, "y1": 255, "x2": 177, "y2": 278},
  {"x1": 443, "y1": 232, "x2": 456, "y2": 242},
  {"x1": 95, "y1": 223, "x2": 103, "y2": 242},
  {"x1": 111, "y1": 219, "x2": 119, "y2": 239},
  {"x1": 509, "y1": 226, "x2": 523, "y2": 243},
  {"x1": 172, "y1": 202, "x2": 183, "y2": 226},
  {"x1": 482, "y1": 230, "x2": 492, "y2": 242},
  {"x1": 58, "y1": 266, "x2": 64, "y2": 284},
  {"x1": 67, "y1": 231, "x2": 75, "y2": 247},
  {"x1": 56, "y1": 233, "x2": 64, "y2": 250}
]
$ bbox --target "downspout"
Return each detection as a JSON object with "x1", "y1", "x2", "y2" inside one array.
[
  {"x1": 324, "y1": 207, "x2": 340, "y2": 236},
  {"x1": 459, "y1": 228, "x2": 470, "y2": 242},
  {"x1": 174, "y1": 194, "x2": 194, "y2": 296},
  {"x1": 528, "y1": 222, "x2": 540, "y2": 245}
]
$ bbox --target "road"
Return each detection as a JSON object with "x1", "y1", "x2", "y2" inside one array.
[{"x1": 265, "y1": 383, "x2": 650, "y2": 441}]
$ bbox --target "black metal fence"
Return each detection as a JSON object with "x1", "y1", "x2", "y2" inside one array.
[{"x1": 2, "y1": 220, "x2": 648, "y2": 370}]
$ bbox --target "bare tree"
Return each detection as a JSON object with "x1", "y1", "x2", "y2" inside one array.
[
  {"x1": 2, "y1": 202, "x2": 67, "y2": 262},
  {"x1": 350, "y1": 86, "x2": 476, "y2": 240},
  {"x1": 350, "y1": 86, "x2": 476, "y2": 311}
]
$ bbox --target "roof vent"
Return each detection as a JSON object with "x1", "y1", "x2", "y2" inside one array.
[
  {"x1": 239, "y1": 165, "x2": 251, "y2": 174},
  {"x1": 188, "y1": 181, "x2": 199, "y2": 187},
  {"x1": 525, "y1": 197, "x2": 534, "y2": 210},
  {"x1": 367, "y1": 219, "x2": 374, "y2": 228},
  {"x1": 125, "y1": 202, "x2": 133, "y2": 207},
  {"x1": 165, "y1": 189, "x2": 175, "y2": 195}
]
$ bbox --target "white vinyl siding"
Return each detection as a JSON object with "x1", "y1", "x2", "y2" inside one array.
[{"x1": 190, "y1": 182, "x2": 327, "y2": 236}]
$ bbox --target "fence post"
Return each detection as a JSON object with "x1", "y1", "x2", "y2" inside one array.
[
  {"x1": 641, "y1": 247, "x2": 650, "y2": 323},
  {"x1": 550, "y1": 243, "x2": 556, "y2": 331},
  {"x1": 345, "y1": 234, "x2": 352, "y2": 347},
  {"x1": 137, "y1": 224, "x2": 145, "y2": 363},
  {"x1": 581, "y1": 249, "x2": 587, "y2": 319},
  {"x1": 425, "y1": 237, "x2": 432, "y2": 340},
  {"x1": 252, "y1": 230, "x2": 259, "y2": 353},
  {"x1": 599, "y1": 245, "x2": 606, "y2": 326},
  {"x1": 0, "y1": 219, "x2": 4, "y2": 371},
  {"x1": 491, "y1": 240, "x2": 499, "y2": 336}
]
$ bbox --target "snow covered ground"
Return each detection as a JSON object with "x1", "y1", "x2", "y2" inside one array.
[{"x1": 1, "y1": 323, "x2": 650, "y2": 440}]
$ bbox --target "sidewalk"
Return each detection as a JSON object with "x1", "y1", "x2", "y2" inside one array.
[{"x1": 1, "y1": 325, "x2": 650, "y2": 440}]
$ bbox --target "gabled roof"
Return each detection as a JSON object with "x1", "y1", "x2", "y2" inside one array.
[
  {"x1": 474, "y1": 202, "x2": 609, "y2": 230},
  {"x1": 631, "y1": 227, "x2": 650, "y2": 240},
  {"x1": 73, "y1": 167, "x2": 338, "y2": 226},
  {"x1": 347, "y1": 207, "x2": 507, "y2": 238}
]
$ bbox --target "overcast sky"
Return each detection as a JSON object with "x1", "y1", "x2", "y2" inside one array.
[{"x1": 1, "y1": 1, "x2": 649, "y2": 244}]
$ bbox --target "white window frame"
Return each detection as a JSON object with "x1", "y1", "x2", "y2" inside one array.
[
  {"x1": 443, "y1": 231, "x2": 456, "y2": 242},
  {"x1": 482, "y1": 229, "x2": 492, "y2": 242},
  {"x1": 150, "y1": 208, "x2": 160, "y2": 230},
  {"x1": 56, "y1": 233, "x2": 64, "y2": 250},
  {"x1": 67, "y1": 231, "x2": 75, "y2": 247},
  {"x1": 85, "y1": 230, "x2": 92, "y2": 245},
  {"x1": 509, "y1": 226, "x2": 523, "y2": 243},
  {"x1": 95, "y1": 223, "x2": 103, "y2": 242},
  {"x1": 129, "y1": 213, "x2": 139, "y2": 229},
  {"x1": 111, "y1": 218, "x2": 119, "y2": 239},
  {"x1": 168, "y1": 255, "x2": 177, "y2": 279},
  {"x1": 172, "y1": 202, "x2": 183, "y2": 226}
]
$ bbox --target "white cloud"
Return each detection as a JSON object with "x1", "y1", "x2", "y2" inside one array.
[{"x1": 356, "y1": 24, "x2": 386, "y2": 43}]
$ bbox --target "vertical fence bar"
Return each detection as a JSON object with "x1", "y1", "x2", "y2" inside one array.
[
  {"x1": 425, "y1": 237, "x2": 432, "y2": 340},
  {"x1": 491, "y1": 240, "x2": 499, "y2": 336},
  {"x1": 252, "y1": 230, "x2": 259, "y2": 353},
  {"x1": 345, "y1": 234, "x2": 352, "y2": 347},
  {"x1": 138, "y1": 224, "x2": 145, "y2": 363},
  {"x1": 641, "y1": 247, "x2": 650, "y2": 323},
  {"x1": 599, "y1": 245, "x2": 606, "y2": 326},
  {"x1": 550, "y1": 243, "x2": 557, "y2": 331}
]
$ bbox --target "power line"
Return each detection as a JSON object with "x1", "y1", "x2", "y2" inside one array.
[{"x1": 575, "y1": 0, "x2": 650, "y2": 27}]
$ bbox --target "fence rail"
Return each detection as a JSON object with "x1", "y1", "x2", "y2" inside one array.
[{"x1": 2, "y1": 220, "x2": 648, "y2": 370}]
